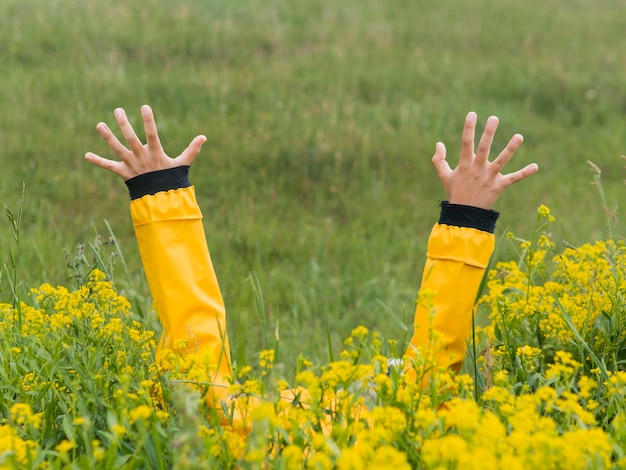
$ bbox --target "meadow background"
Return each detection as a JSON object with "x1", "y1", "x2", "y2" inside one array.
[{"x1": 1, "y1": 0, "x2": 625, "y2": 369}]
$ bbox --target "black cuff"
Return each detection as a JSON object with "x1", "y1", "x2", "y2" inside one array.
[
  {"x1": 438, "y1": 201, "x2": 499, "y2": 233},
  {"x1": 125, "y1": 166, "x2": 191, "y2": 200}
]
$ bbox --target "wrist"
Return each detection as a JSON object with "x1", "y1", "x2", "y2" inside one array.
[
  {"x1": 125, "y1": 166, "x2": 191, "y2": 200},
  {"x1": 438, "y1": 201, "x2": 499, "y2": 233}
]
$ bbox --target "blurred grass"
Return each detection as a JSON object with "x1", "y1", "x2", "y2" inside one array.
[{"x1": 1, "y1": 0, "x2": 625, "y2": 371}]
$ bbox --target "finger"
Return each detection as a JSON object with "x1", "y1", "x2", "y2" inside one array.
[
  {"x1": 114, "y1": 107, "x2": 145, "y2": 155},
  {"x1": 141, "y1": 104, "x2": 165, "y2": 155},
  {"x1": 96, "y1": 122, "x2": 132, "y2": 161},
  {"x1": 475, "y1": 116, "x2": 499, "y2": 165},
  {"x1": 431, "y1": 142, "x2": 453, "y2": 180},
  {"x1": 176, "y1": 135, "x2": 207, "y2": 166},
  {"x1": 490, "y1": 134, "x2": 524, "y2": 174},
  {"x1": 85, "y1": 152, "x2": 131, "y2": 179},
  {"x1": 500, "y1": 162, "x2": 538, "y2": 188},
  {"x1": 459, "y1": 111, "x2": 477, "y2": 163}
]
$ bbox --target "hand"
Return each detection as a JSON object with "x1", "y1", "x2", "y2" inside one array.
[
  {"x1": 431, "y1": 112, "x2": 538, "y2": 210},
  {"x1": 85, "y1": 105, "x2": 207, "y2": 180}
]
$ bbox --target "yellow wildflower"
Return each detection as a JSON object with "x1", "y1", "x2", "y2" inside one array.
[
  {"x1": 54, "y1": 439, "x2": 75, "y2": 455},
  {"x1": 129, "y1": 405, "x2": 153, "y2": 424}
]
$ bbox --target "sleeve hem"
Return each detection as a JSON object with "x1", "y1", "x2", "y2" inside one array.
[
  {"x1": 438, "y1": 201, "x2": 499, "y2": 233},
  {"x1": 125, "y1": 166, "x2": 191, "y2": 200}
]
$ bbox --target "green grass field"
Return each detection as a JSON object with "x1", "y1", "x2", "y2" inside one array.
[{"x1": 1, "y1": 0, "x2": 625, "y2": 370}]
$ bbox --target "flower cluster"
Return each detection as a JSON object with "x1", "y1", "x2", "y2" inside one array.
[{"x1": 474, "y1": 205, "x2": 626, "y2": 464}]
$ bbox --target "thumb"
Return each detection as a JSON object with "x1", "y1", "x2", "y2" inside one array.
[
  {"x1": 177, "y1": 135, "x2": 207, "y2": 166},
  {"x1": 431, "y1": 142, "x2": 452, "y2": 180}
]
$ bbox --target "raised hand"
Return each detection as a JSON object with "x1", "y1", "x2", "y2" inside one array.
[
  {"x1": 85, "y1": 105, "x2": 207, "y2": 180},
  {"x1": 431, "y1": 112, "x2": 538, "y2": 210}
]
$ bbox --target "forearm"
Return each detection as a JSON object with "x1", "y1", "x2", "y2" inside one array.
[
  {"x1": 127, "y1": 168, "x2": 232, "y2": 383},
  {"x1": 405, "y1": 202, "x2": 497, "y2": 381}
]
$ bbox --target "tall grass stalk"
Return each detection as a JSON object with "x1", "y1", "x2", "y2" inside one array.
[
  {"x1": 3, "y1": 183, "x2": 25, "y2": 318},
  {"x1": 248, "y1": 271, "x2": 268, "y2": 349},
  {"x1": 588, "y1": 160, "x2": 617, "y2": 241}
]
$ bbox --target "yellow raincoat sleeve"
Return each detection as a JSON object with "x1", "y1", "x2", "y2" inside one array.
[
  {"x1": 128, "y1": 181, "x2": 232, "y2": 394},
  {"x1": 404, "y1": 205, "x2": 496, "y2": 382}
]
